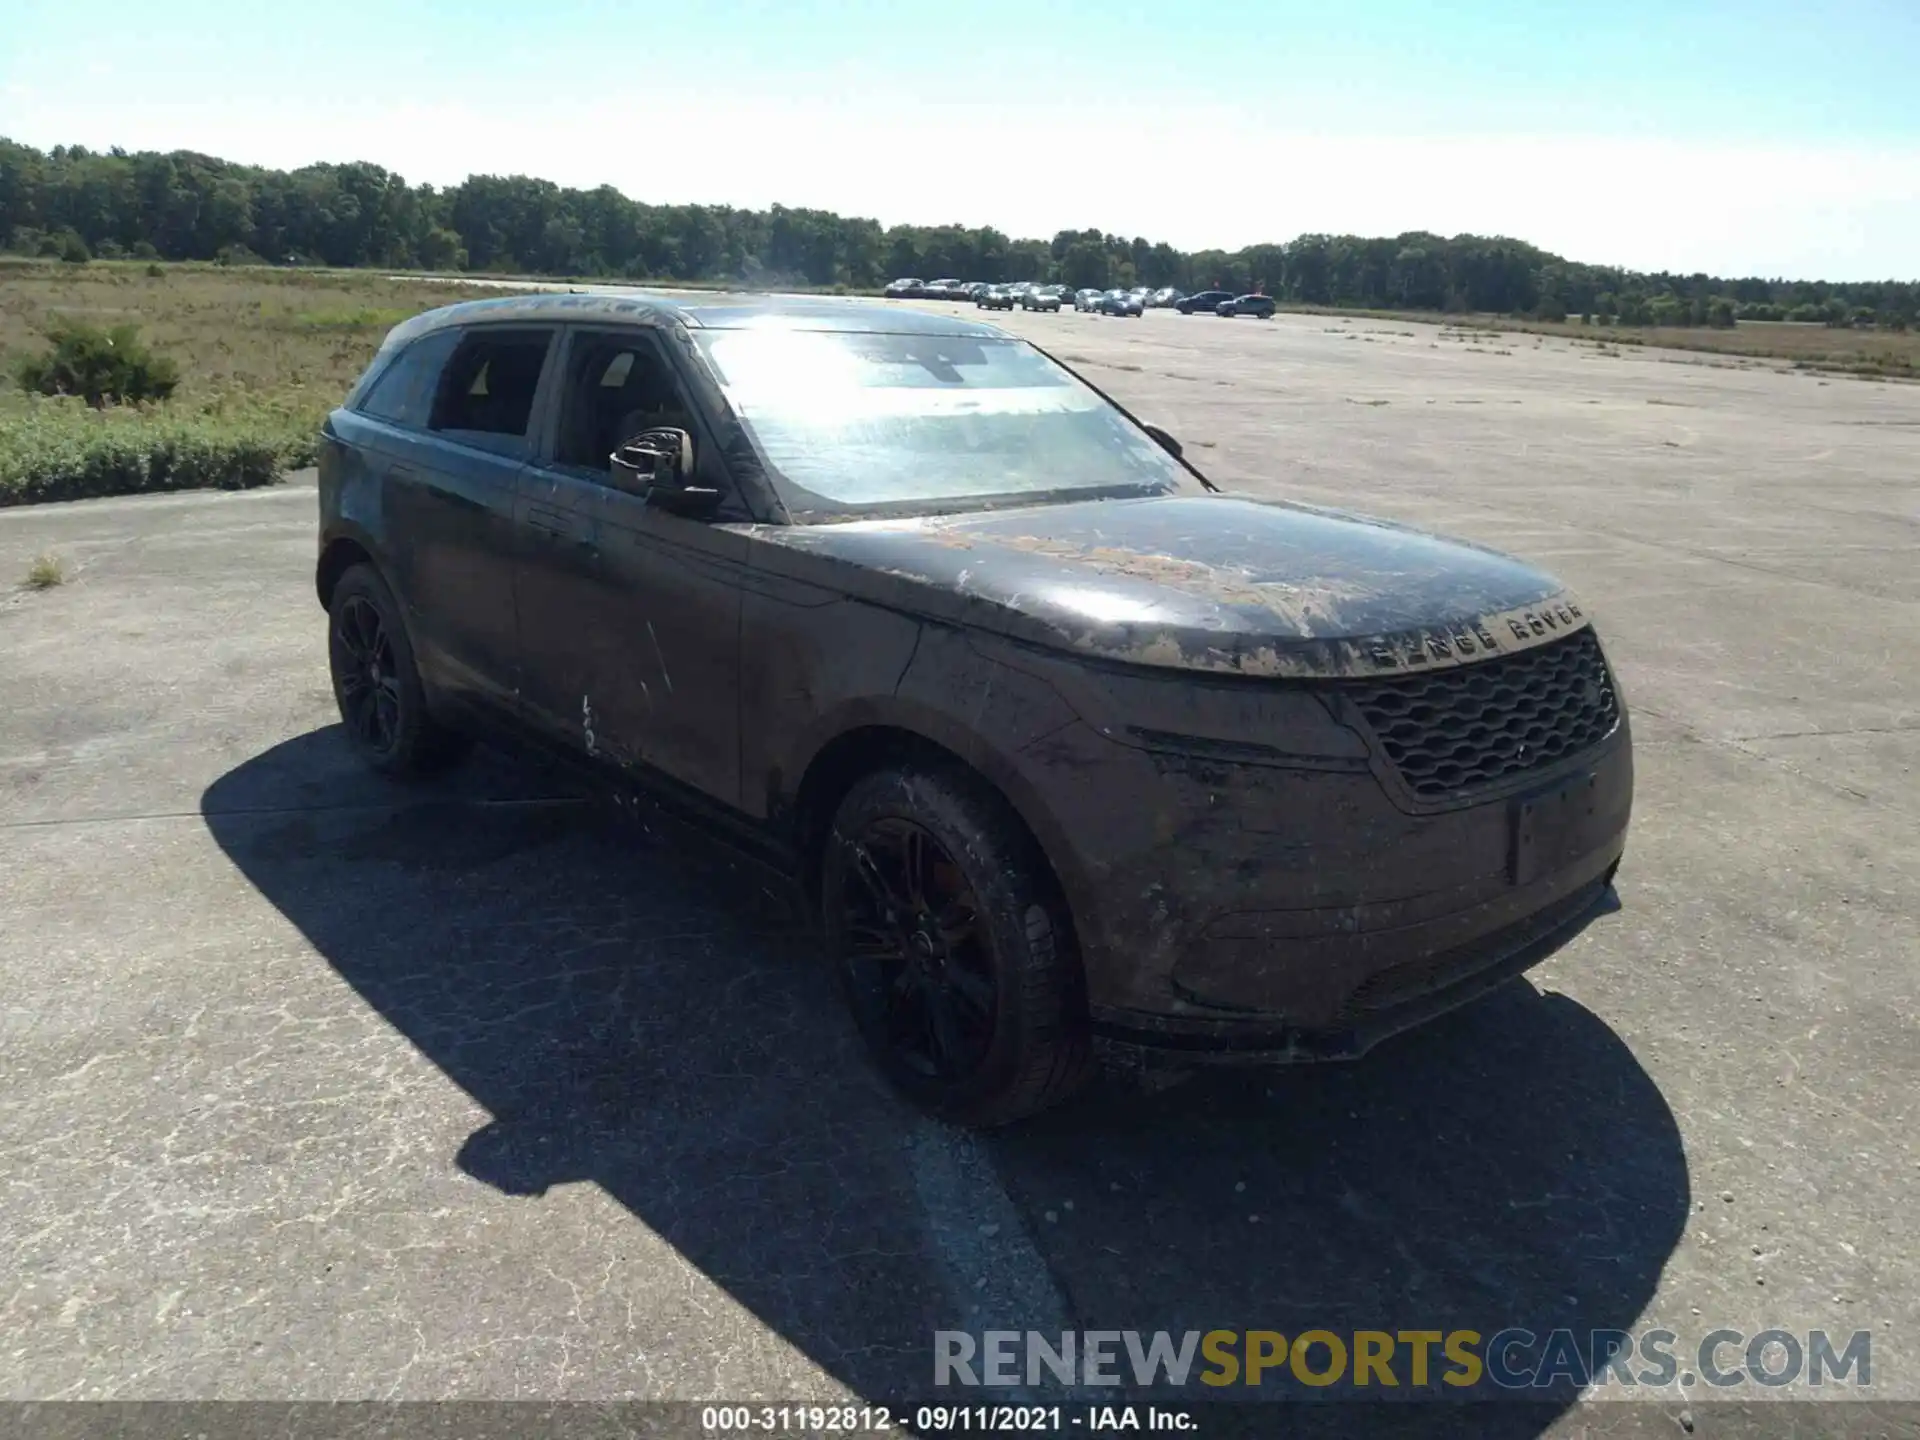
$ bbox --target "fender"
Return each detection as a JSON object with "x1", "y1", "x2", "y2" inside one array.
[
  {"x1": 315, "y1": 412, "x2": 395, "y2": 610},
  {"x1": 315, "y1": 517, "x2": 386, "y2": 610},
  {"x1": 771, "y1": 688, "x2": 1102, "y2": 948}
]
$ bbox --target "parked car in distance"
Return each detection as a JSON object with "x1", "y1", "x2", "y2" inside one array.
[
  {"x1": 976, "y1": 284, "x2": 1017, "y2": 310},
  {"x1": 1176, "y1": 289, "x2": 1237, "y2": 314},
  {"x1": 923, "y1": 278, "x2": 966, "y2": 301},
  {"x1": 1129, "y1": 286, "x2": 1153, "y2": 307},
  {"x1": 884, "y1": 277, "x2": 925, "y2": 299},
  {"x1": 1218, "y1": 294, "x2": 1278, "y2": 318},
  {"x1": 320, "y1": 293, "x2": 1632, "y2": 1127},
  {"x1": 962, "y1": 282, "x2": 991, "y2": 301},
  {"x1": 1021, "y1": 285, "x2": 1065, "y2": 312},
  {"x1": 1073, "y1": 288, "x2": 1105, "y2": 312},
  {"x1": 1149, "y1": 287, "x2": 1186, "y2": 308},
  {"x1": 1095, "y1": 289, "x2": 1144, "y2": 317}
]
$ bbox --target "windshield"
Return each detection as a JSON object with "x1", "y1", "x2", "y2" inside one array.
[{"x1": 694, "y1": 328, "x2": 1194, "y2": 519}]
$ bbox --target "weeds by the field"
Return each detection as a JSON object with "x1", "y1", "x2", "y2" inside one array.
[
  {"x1": 0, "y1": 261, "x2": 524, "y2": 504},
  {"x1": 23, "y1": 551, "x2": 66, "y2": 589}
]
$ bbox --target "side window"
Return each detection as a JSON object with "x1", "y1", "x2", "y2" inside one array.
[
  {"x1": 355, "y1": 330, "x2": 460, "y2": 430},
  {"x1": 551, "y1": 330, "x2": 701, "y2": 472},
  {"x1": 427, "y1": 328, "x2": 555, "y2": 441}
]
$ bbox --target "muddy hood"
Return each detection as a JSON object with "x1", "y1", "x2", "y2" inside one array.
[{"x1": 753, "y1": 494, "x2": 1590, "y2": 678}]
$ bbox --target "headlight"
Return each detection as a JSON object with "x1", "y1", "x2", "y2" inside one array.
[
  {"x1": 994, "y1": 643, "x2": 1371, "y2": 769},
  {"x1": 1091, "y1": 672, "x2": 1369, "y2": 767}
]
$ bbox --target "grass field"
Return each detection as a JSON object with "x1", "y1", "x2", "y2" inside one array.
[
  {"x1": 1282, "y1": 303, "x2": 1920, "y2": 378},
  {"x1": 0, "y1": 260, "x2": 532, "y2": 505},
  {"x1": 3, "y1": 258, "x2": 1913, "y2": 507}
]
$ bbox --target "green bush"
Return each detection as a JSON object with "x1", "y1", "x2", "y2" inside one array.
[
  {"x1": 0, "y1": 394, "x2": 310, "y2": 506},
  {"x1": 16, "y1": 318, "x2": 181, "y2": 406}
]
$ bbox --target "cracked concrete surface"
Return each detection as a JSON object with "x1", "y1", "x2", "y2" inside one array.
[{"x1": 1, "y1": 307, "x2": 1915, "y2": 1435}]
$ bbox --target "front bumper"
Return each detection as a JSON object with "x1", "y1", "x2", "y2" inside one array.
[
  {"x1": 1092, "y1": 858, "x2": 1619, "y2": 1063},
  {"x1": 1014, "y1": 711, "x2": 1632, "y2": 1059}
]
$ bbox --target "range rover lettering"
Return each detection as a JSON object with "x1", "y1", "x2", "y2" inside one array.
[{"x1": 317, "y1": 294, "x2": 1633, "y2": 1126}]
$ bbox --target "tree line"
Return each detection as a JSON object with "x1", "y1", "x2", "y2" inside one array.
[{"x1": 3, "y1": 139, "x2": 1913, "y2": 329}]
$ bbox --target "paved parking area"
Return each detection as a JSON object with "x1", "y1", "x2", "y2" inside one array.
[{"x1": 2, "y1": 305, "x2": 1916, "y2": 1435}]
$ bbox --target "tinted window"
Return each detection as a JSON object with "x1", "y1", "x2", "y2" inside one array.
[
  {"x1": 551, "y1": 330, "x2": 700, "y2": 471},
  {"x1": 428, "y1": 328, "x2": 554, "y2": 438},
  {"x1": 694, "y1": 329, "x2": 1194, "y2": 518},
  {"x1": 356, "y1": 330, "x2": 460, "y2": 429}
]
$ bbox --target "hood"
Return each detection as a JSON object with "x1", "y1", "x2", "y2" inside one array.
[{"x1": 750, "y1": 494, "x2": 1591, "y2": 679}]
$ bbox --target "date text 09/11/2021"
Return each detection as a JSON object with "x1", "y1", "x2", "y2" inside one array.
[{"x1": 699, "y1": 1404, "x2": 1195, "y2": 1433}]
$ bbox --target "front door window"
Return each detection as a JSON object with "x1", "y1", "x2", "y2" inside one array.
[{"x1": 553, "y1": 333, "x2": 702, "y2": 472}]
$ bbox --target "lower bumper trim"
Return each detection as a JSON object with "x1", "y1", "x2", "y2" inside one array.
[{"x1": 1090, "y1": 872, "x2": 1615, "y2": 1064}]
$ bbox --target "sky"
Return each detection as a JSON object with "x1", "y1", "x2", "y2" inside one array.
[{"x1": 3, "y1": 0, "x2": 1918, "y2": 280}]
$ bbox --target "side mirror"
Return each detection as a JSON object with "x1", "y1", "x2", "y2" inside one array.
[
  {"x1": 1142, "y1": 422, "x2": 1183, "y2": 460},
  {"x1": 609, "y1": 427, "x2": 721, "y2": 516}
]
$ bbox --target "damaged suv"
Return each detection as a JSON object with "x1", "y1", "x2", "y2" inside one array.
[{"x1": 317, "y1": 294, "x2": 1631, "y2": 1126}]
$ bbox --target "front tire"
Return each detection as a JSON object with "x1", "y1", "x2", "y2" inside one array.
[
  {"x1": 823, "y1": 766, "x2": 1092, "y2": 1127},
  {"x1": 327, "y1": 563, "x2": 470, "y2": 778}
]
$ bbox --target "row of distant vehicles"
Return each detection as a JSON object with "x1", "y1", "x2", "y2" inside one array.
[{"x1": 882, "y1": 278, "x2": 1278, "y2": 319}]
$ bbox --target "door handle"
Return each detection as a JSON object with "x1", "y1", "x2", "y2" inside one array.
[{"x1": 525, "y1": 503, "x2": 585, "y2": 542}]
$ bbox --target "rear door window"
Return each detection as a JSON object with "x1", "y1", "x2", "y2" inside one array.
[
  {"x1": 427, "y1": 328, "x2": 556, "y2": 453},
  {"x1": 356, "y1": 330, "x2": 460, "y2": 430}
]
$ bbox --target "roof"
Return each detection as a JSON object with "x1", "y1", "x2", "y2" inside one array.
[
  {"x1": 377, "y1": 290, "x2": 1010, "y2": 353},
  {"x1": 679, "y1": 296, "x2": 1007, "y2": 336}
]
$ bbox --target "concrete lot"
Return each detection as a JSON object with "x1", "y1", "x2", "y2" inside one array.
[{"x1": 2, "y1": 304, "x2": 1916, "y2": 1434}]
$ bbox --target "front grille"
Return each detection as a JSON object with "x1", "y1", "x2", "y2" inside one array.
[{"x1": 1344, "y1": 628, "x2": 1619, "y2": 799}]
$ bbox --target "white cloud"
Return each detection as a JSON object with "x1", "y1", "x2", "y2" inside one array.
[{"x1": 6, "y1": 86, "x2": 1917, "y2": 279}]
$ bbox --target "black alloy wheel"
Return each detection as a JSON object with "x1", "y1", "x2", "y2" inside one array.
[
  {"x1": 840, "y1": 816, "x2": 999, "y2": 1083},
  {"x1": 824, "y1": 766, "x2": 1092, "y2": 1126},
  {"x1": 326, "y1": 563, "x2": 469, "y2": 778},
  {"x1": 331, "y1": 593, "x2": 401, "y2": 758}
]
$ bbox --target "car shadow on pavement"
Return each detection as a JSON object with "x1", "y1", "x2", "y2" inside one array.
[{"x1": 201, "y1": 727, "x2": 1688, "y2": 1435}]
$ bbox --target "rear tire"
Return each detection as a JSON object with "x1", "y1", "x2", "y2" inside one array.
[
  {"x1": 327, "y1": 563, "x2": 471, "y2": 778},
  {"x1": 823, "y1": 765, "x2": 1092, "y2": 1127}
]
